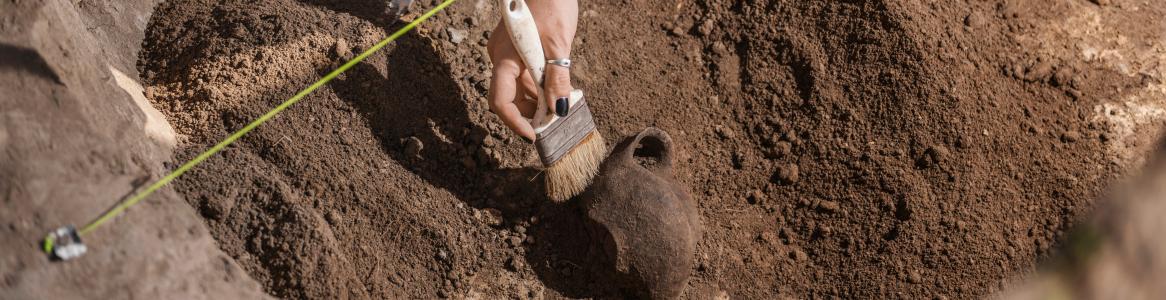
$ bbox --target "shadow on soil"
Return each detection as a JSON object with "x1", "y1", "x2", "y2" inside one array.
[
  {"x1": 297, "y1": 0, "x2": 401, "y2": 27},
  {"x1": 320, "y1": 23, "x2": 621, "y2": 297}
]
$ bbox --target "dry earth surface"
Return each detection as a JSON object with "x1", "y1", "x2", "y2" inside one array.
[{"x1": 3, "y1": 0, "x2": 1165, "y2": 299}]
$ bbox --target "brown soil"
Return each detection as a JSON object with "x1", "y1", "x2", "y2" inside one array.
[
  {"x1": 1, "y1": 0, "x2": 268, "y2": 299},
  {"x1": 3, "y1": 0, "x2": 1158, "y2": 299}
]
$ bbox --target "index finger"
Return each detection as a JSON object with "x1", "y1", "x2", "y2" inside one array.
[{"x1": 489, "y1": 62, "x2": 536, "y2": 141}]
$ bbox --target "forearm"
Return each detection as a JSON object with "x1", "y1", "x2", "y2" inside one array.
[{"x1": 528, "y1": 0, "x2": 578, "y2": 59}]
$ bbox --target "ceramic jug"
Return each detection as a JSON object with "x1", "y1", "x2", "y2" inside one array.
[{"x1": 581, "y1": 127, "x2": 701, "y2": 299}]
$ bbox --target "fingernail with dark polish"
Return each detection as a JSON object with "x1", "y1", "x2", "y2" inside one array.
[{"x1": 555, "y1": 97, "x2": 569, "y2": 117}]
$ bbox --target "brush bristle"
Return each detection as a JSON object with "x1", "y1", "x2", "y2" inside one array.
[{"x1": 545, "y1": 130, "x2": 607, "y2": 201}]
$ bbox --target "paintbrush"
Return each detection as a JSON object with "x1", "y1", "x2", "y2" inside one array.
[{"x1": 500, "y1": 0, "x2": 606, "y2": 201}]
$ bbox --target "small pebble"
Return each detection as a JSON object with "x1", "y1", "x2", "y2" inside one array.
[
  {"x1": 326, "y1": 210, "x2": 343, "y2": 224},
  {"x1": 818, "y1": 200, "x2": 840, "y2": 213},
  {"x1": 667, "y1": 22, "x2": 687, "y2": 36},
  {"x1": 697, "y1": 18, "x2": 716, "y2": 36},
  {"x1": 479, "y1": 208, "x2": 503, "y2": 226},
  {"x1": 506, "y1": 256, "x2": 523, "y2": 271},
  {"x1": 772, "y1": 141, "x2": 792, "y2": 158},
  {"x1": 775, "y1": 164, "x2": 800, "y2": 184},
  {"x1": 907, "y1": 270, "x2": 923, "y2": 284},
  {"x1": 447, "y1": 28, "x2": 468, "y2": 44},
  {"x1": 715, "y1": 125, "x2": 735, "y2": 140},
  {"x1": 747, "y1": 190, "x2": 765, "y2": 205},
  {"x1": 1026, "y1": 60, "x2": 1054, "y2": 82},
  {"x1": 964, "y1": 12, "x2": 986, "y2": 28},
  {"x1": 332, "y1": 38, "x2": 351, "y2": 58},
  {"x1": 816, "y1": 225, "x2": 832, "y2": 236},
  {"x1": 789, "y1": 248, "x2": 808, "y2": 261},
  {"x1": 1061, "y1": 130, "x2": 1081, "y2": 143},
  {"x1": 403, "y1": 137, "x2": 423, "y2": 157}
]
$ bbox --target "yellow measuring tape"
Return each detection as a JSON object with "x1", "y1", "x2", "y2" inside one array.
[{"x1": 43, "y1": 0, "x2": 459, "y2": 254}]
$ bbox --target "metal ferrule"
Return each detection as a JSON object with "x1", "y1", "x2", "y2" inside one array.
[{"x1": 535, "y1": 97, "x2": 596, "y2": 165}]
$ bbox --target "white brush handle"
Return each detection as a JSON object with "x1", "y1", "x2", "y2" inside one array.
[{"x1": 499, "y1": 0, "x2": 554, "y2": 131}]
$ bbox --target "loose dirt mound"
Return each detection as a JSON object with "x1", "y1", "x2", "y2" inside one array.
[
  {"x1": 1, "y1": 0, "x2": 267, "y2": 299},
  {"x1": 138, "y1": 0, "x2": 1162, "y2": 298}
]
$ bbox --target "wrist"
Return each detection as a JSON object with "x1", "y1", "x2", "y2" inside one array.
[
  {"x1": 530, "y1": 0, "x2": 577, "y2": 59},
  {"x1": 542, "y1": 35, "x2": 572, "y2": 59}
]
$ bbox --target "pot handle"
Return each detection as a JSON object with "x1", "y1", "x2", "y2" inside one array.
[{"x1": 623, "y1": 127, "x2": 675, "y2": 175}]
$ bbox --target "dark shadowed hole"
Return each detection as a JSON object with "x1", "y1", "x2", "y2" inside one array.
[{"x1": 633, "y1": 136, "x2": 666, "y2": 169}]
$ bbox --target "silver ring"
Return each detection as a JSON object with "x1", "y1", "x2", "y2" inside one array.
[{"x1": 546, "y1": 58, "x2": 571, "y2": 68}]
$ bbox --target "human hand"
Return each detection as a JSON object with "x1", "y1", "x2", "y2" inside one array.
[{"x1": 486, "y1": 0, "x2": 578, "y2": 142}]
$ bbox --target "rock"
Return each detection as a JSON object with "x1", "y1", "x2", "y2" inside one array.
[
  {"x1": 775, "y1": 164, "x2": 800, "y2": 184},
  {"x1": 697, "y1": 18, "x2": 716, "y2": 36},
  {"x1": 1010, "y1": 64, "x2": 1026, "y2": 79},
  {"x1": 326, "y1": 210, "x2": 343, "y2": 225},
  {"x1": 919, "y1": 145, "x2": 950, "y2": 168},
  {"x1": 666, "y1": 21, "x2": 687, "y2": 36},
  {"x1": 816, "y1": 225, "x2": 833, "y2": 237},
  {"x1": 479, "y1": 208, "x2": 503, "y2": 226},
  {"x1": 447, "y1": 27, "x2": 468, "y2": 44},
  {"x1": 711, "y1": 41, "x2": 729, "y2": 56},
  {"x1": 1052, "y1": 67, "x2": 1074, "y2": 87},
  {"x1": 1061, "y1": 130, "x2": 1081, "y2": 143},
  {"x1": 747, "y1": 189, "x2": 765, "y2": 205},
  {"x1": 1025, "y1": 60, "x2": 1054, "y2": 82},
  {"x1": 778, "y1": 227, "x2": 792, "y2": 239},
  {"x1": 436, "y1": 249, "x2": 449, "y2": 261},
  {"x1": 817, "y1": 200, "x2": 840, "y2": 213},
  {"x1": 714, "y1": 125, "x2": 735, "y2": 140},
  {"x1": 964, "y1": 12, "x2": 986, "y2": 28},
  {"x1": 332, "y1": 38, "x2": 351, "y2": 58},
  {"x1": 475, "y1": 79, "x2": 489, "y2": 92},
  {"x1": 772, "y1": 141, "x2": 792, "y2": 157},
  {"x1": 907, "y1": 270, "x2": 923, "y2": 283},
  {"x1": 403, "y1": 136, "x2": 423, "y2": 158},
  {"x1": 1069, "y1": 89, "x2": 1083, "y2": 101},
  {"x1": 507, "y1": 236, "x2": 522, "y2": 247},
  {"x1": 482, "y1": 135, "x2": 498, "y2": 148},
  {"x1": 231, "y1": 25, "x2": 247, "y2": 38},
  {"x1": 789, "y1": 248, "x2": 808, "y2": 261},
  {"x1": 506, "y1": 256, "x2": 523, "y2": 271}
]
